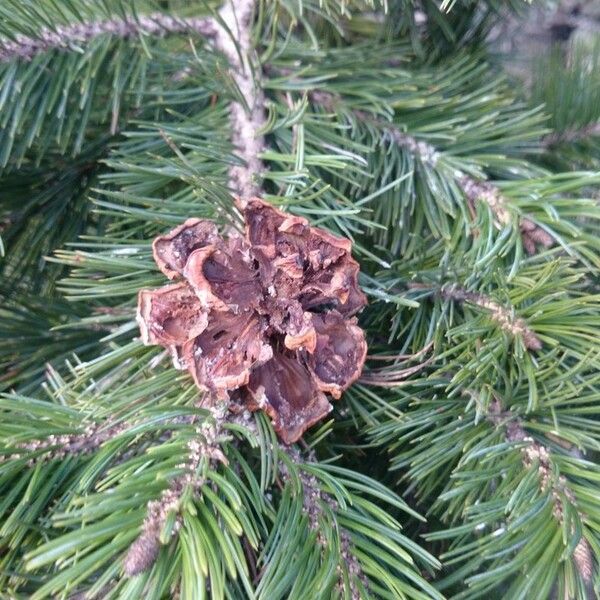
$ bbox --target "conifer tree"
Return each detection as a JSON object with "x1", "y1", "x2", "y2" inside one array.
[{"x1": 0, "y1": 1, "x2": 599, "y2": 598}]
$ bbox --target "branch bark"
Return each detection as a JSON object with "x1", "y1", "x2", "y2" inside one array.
[
  {"x1": 0, "y1": 13, "x2": 217, "y2": 62},
  {"x1": 214, "y1": 0, "x2": 266, "y2": 199}
]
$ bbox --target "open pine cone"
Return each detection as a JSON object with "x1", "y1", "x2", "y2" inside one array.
[{"x1": 137, "y1": 198, "x2": 367, "y2": 443}]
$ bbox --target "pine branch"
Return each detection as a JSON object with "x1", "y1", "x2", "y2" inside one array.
[
  {"x1": 543, "y1": 122, "x2": 600, "y2": 147},
  {"x1": 3, "y1": 420, "x2": 126, "y2": 467},
  {"x1": 0, "y1": 386, "x2": 439, "y2": 598},
  {"x1": 280, "y1": 446, "x2": 368, "y2": 600},
  {"x1": 3, "y1": 0, "x2": 269, "y2": 198},
  {"x1": 214, "y1": 0, "x2": 266, "y2": 199},
  {"x1": 0, "y1": 8, "x2": 230, "y2": 169},
  {"x1": 363, "y1": 370, "x2": 600, "y2": 597},
  {"x1": 531, "y1": 36, "x2": 600, "y2": 170},
  {"x1": 457, "y1": 176, "x2": 554, "y2": 255},
  {"x1": 440, "y1": 283, "x2": 542, "y2": 351},
  {"x1": 490, "y1": 401, "x2": 594, "y2": 584},
  {"x1": 126, "y1": 0, "x2": 267, "y2": 575},
  {"x1": 124, "y1": 399, "x2": 229, "y2": 576},
  {"x1": 230, "y1": 413, "x2": 378, "y2": 597},
  {"x1": 312, "y1": 90, "x2": 555, "y2": 255},
  {"x1": 0, "y1": 13, "x2": 216, "y2": 63}
]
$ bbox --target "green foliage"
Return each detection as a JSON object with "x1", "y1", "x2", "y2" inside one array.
[
  {"x1": 361, "y1": 362, "x2": 600, "y2": 598},
  {"x1": 531, "y1": 35, "x2": 600, "y2": 138},
  {"x1": 531, "y1": 35, "x2": 600, "y2": 170},
  {"x1": 381, "y1": 0, "x2": 530, "y2": 59},
  {"x1": 0, "y1": 369, "x2": 440, "y2": 599},
  {"x1": 0, "y1": 0, "x2": 211, "y2": 169},
  {"x1": 0, "y1": 0, "x2": 599, "y2": 598},
  {"x1": 0, "y1": 140, "x2": 108, "y2": 292},
  {"x1": 0, "y1": 292, "x2": 104, "y2": 393}
]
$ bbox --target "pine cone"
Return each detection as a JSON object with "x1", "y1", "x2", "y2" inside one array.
[{"x1": 137, "y1": 198, "x2": 367, "y2": 443}]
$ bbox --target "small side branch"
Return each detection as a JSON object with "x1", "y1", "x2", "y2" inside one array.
[
  {"x1": 124, "y1": 402, "x2": 229, "y2": 576},
  {"x1": 3, "y1": 421, "x2": 127, "y2": 466},
  {"x1": 543, "y1": 122, "x2": 600, "y2": 147},
  {"x1": 1, "y1": 0, "x2": 268, "y2": 200},
  {"x1": 311, "y1": 91, "x2": 553, "y2": 254},
  {"x1": 489, "y1": 402, "x2": 593, "y2": 583},
  {"x1": 0, "y1": 13, "x2": 217, "y2": 63},
  {"x1": 441, "y1": 284, "x2": 542, "y2": 351},
  {"x1": 281, "y1": 447, "x2": 368, "y2": 599},
  {"x1": 359, "y1": 343, "x2": 434, "y2": 387},
  {"x1": 459, "y1": 176, "x2": 553, "y2": 254}
]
